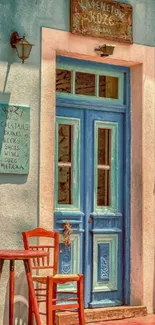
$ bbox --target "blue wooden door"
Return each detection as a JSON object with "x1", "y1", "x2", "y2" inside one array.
[
  {"x1": 84, "y1": 109, "x2": 123, "y2": 308},
  {"x1": 55, "y1": 106, "x2": 124, "y2": 308}
]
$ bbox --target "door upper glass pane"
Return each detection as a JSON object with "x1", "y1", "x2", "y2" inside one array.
[
  {"x1": 58, "y1": 124, "x2": 72, "y2": 204},
  {"x1": 98, "y1": 128, "x2": 111, "y2": 165},
  {"x1": 58, "y1": 124, "x2": 72, "y2": 163},
  {"x1": 97, "y1": 128, "x2": 111, "y2": 206}
]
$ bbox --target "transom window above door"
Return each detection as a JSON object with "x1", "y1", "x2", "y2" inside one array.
[
  {"x1": 56, "y1": 56, "x2": 125, "y2": 104},
  {"x1": 56, "y1": 69, "x2": 119, "y2": 99}
]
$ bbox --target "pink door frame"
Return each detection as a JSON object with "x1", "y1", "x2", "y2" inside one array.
[{"x1": 40, "y1": 27, "x2": 155, "y2": 313}]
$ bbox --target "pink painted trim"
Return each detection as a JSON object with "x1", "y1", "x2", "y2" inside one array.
[
  {"x1": 41, "y1": 28, "x2": 155, "y2": 313},
  {"x1": 42, "y1": 28, "x2": 154, "y2": 66}
]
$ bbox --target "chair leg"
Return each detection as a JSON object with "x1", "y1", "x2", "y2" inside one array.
[
  {"x1": 0, "y1": 260, "x2": 4, "y2": 279},
  {"x1": 46, "y1": 276, "x2": 55, "y2": 325},
  {"x1": 77, "y1": 275, "x2": 85, "y2": 325},
  {"x1": 24, "y1": 260, "x2": 41, "y2": 325},
  {"x1": 53, "y1": 283, "x2": 57, "y2": 325},
  {"x1": 28, "y1": 294, "x2": 34, "y2": 325}
]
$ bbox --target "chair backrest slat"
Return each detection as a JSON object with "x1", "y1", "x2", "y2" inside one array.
[
  {"x1": 47, "y1": 247, "x2": 50, "y2": 266},
  {"x1": 42, "y1": 247, "x2": 45, "y2": 266},
  {"x1": 22, "y1": 227, "x2": 59, "y2": 274}
]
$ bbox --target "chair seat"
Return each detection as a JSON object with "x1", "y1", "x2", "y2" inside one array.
[
  {"x1": 32, "y1": 273, "x2": 80, "y2": 284},
  {"x1": 54, "y1": 274, "x2": 79, "y2": 279}
]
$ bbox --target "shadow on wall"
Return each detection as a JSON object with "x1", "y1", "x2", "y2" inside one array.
[{"x1": 3, "y1": 271, "x2": 28, "y2": 325}]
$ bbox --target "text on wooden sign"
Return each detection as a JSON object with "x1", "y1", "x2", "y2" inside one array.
[
  {"x1": 71, "y1": 0, "x2": 133, "y2": 44},
  {"x1": 0, "y1": 105, "x2": 30, "y2": 174}
]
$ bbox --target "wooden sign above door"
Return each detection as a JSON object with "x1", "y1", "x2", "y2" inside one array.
[{"x1": 71, "y1": 0, "x2": 133, "y2": 44}]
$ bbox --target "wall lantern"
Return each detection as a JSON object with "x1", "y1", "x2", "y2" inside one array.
[
  {"x1": 10, "y1": 32, "x2": 33, "y2": 63},
  {"x1": 95, "y1": 44, "x2": 115, "y2": 57}
]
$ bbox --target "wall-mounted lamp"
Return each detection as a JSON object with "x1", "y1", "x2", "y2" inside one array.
[
  {"x1": 10, "y1": 32, "x2": 33, "y2": 63},
  {"x1": 95, "y1": 44, "x2": 115, "y2": 57}
]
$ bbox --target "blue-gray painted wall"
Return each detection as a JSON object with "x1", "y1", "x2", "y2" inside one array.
[
  {"x1": 14, "y1": 0, "x2": 155, "y2": 48},
  {"x1": 0, "y1": 0, "x2": 155, "y2": 66},
  {"x1": 1, "y1": 0, "x2": 155, "y2": 64}
]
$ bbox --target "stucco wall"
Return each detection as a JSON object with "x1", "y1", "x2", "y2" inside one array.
[{"x1": 0, "y1": 0, "x2": 155, "y2": 323}]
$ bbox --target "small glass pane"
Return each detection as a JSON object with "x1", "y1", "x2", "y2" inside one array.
[
  {"x1": 58, "y1": 167, "x2": 72, "y2": 204},
  {"x1": 97, "y1": 170, "x2": 110, "y2": 206},
  {"x1": 98, "y1": 129, "x2": 111, "y2": 165},
  {"x1": 75, "y1": 72, "x2": 95, "y2": 96},
  {"x1": 97, "y1": 128, "x2": 111, "y2": 206},
  {"x1": 99, "y1": 75, "x2": 118, "y2": 99},
  {"x1": 58, "y1": 125, "x2": 72, "y2": 163},
  {"x1": 58, "y1": 124, "x2": 73, "y2": 205},
  {"x1": 56, "y1": 69, "x2": 72, "y2": 93}
]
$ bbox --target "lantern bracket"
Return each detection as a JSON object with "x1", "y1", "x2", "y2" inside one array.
[
  {"x1": 10, "y1": 32, "x2": 22, "y2": 48},
  {"x1": 95, "y1": 44, "x2": 115, "y2": 57}
]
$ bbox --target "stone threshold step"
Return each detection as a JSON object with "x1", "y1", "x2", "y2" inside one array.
[
  {"x1": 56, "y1": 306, "x2": 147, "y2": 325},
  {"x1": 88, "y1": 315, "x2": 155, "y2": 325}
]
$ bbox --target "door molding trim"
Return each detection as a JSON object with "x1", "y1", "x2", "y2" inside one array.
[{"x1": 56, "y1": 96, "x2": 126, "y2": 113}]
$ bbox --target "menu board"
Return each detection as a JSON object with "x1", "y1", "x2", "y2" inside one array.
[
  {"x1": 0, "y1": 104, "x2": 30, "y2": 174},
  {"x1": 71, "y1": 0, "x2": 133, "y2": 44}
]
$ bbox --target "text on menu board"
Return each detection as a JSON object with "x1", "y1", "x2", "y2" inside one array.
[
  {"x1": 71, "y1": 0, "x2": 133, "y2": 43},
  {"x1": 0, "y1": 105, "x2": 30, "y2": 174}
]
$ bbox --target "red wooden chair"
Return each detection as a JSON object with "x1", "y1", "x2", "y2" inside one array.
[{"x1": 22, "y1": 227, "x2": 85, "y2": 325}]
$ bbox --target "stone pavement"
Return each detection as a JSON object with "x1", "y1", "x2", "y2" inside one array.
[{"x1": 88, "y1": 315, "x2": 155, "y2": 325}]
